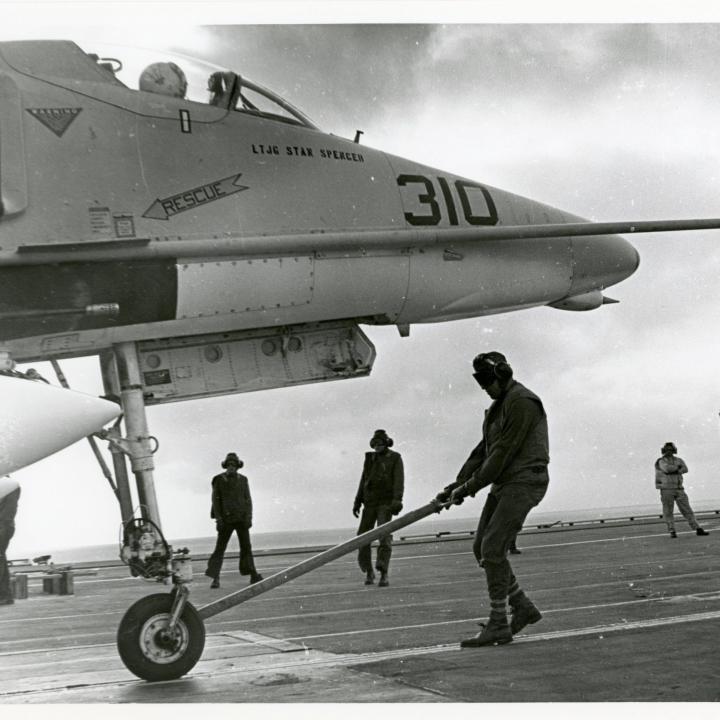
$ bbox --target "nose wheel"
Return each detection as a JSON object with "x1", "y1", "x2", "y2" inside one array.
[{"x1": 117, "y1": 592, "x2": 205, "y2": 681}]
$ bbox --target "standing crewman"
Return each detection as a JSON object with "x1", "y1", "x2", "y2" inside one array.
[
  {"x1": 205, "y1": 453, "x2": 263, "y2": 589},
  {"x1": 655, "y1": 442, "x2": 709, "y2": 538},
  {"x1": 0, "y1": 476, "x2": 21, "y2": 606},
  {"x1": 436, "y1": 351, "x2": 549, "y2": 647},
  {"x1": 353, "y1": 429, "x2": 404, "y2": 587}
]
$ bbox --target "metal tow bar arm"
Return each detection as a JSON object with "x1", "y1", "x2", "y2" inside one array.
[{"x1": 197, "y1": 499, "x2": 447, "y2": 620}]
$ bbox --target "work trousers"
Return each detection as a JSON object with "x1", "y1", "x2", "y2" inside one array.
[
  {"x1": 205, "y1": 521, "x2": 257, "y2": 579},
  {"x1": 660, "y1": 488, "x2": 699, "y2": 532},
  {"x1": 0, "y1": 525, "x2": 15, "y2": 602},
  {"x1": 356, "y1": 504, "x2": 394, "y2": 573},
  {"x1": 473, "y1": 483, "x2": 547, "y2": 608}
]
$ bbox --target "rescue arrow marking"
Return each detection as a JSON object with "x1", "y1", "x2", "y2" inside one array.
[{"x1": 142, "y1": 173, "x2": 249, "y2": 220}]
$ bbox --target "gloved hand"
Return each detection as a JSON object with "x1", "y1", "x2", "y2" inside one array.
[
  {"x1": 390, "y1": 500, "x2": 403, "y2": 516},
  {"x1": 449, "y1": 484, "x2": 470, "y2": 506},
  {"x1": 215, "y1": 519, "x2": 225, "y2": 532},
  {"x1": 353, "y1": 501, "x2": 362, "y2": 518},
  {"x1": 435, "y1": 483, "x2": 457, "y2": 503}
]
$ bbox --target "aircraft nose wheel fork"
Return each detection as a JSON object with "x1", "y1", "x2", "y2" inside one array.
[{"x1": 117, "y1": 592, "x2": 205, "y2": 681}]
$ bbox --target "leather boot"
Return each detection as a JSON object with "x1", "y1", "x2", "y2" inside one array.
[
  {"x1": 364, "y1": 570, "x2": 376, "y2": 585},
  {"x1": 696, "y1": 528, "x2": 709, "y2": 536},
  {"x1": 510, "y1": 601, "x2": 542, "y2": 634},
  {"x1": 378, "y1": 571, "x2": 389, "y2": 587},
  {"x1": 460, "y1": 617, "x2": 512, "y2": 647}
]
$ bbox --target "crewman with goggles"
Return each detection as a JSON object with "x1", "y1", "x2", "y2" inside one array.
[{"x1": 437, "y1": 351, "x2": 549, "y2": 647}]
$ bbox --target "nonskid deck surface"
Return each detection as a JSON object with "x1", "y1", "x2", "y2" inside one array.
[{"x1": 1, "y1": 518, "x2": 718, "y2": 702}]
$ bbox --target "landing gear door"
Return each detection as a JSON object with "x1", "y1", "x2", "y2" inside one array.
[{"x1": 103, "y1": 321, "x2": 376, "y2": 404}]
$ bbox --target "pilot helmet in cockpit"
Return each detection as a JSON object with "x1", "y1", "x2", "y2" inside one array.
[{"x1": 138, "y1": 62, "x2": 188, "y2": 99}]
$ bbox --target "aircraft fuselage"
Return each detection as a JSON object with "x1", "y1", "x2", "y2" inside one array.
[{"x1": 0, "y1": 40, "x2": 639, "y2": 366}]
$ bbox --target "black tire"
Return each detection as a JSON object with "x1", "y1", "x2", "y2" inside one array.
[{"x1": 117, "y1": 592, "x2": 205, "y2": 681}]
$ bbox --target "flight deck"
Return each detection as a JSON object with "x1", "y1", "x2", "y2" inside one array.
[{"x1": 1, "y1": 513, "x2": 718, "y2": 703}]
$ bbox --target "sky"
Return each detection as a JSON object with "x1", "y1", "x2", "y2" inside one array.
[{"x1": 3, "y1": 4, "x2": 720, "y2": 557}]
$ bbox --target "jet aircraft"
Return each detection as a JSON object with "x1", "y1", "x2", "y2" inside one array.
[{"x1": 1, "y1": 39, "x2": 719, "y2": 680}]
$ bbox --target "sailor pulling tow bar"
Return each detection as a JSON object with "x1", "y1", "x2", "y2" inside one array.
[{"x1": 116, "y1": 497, "x2": 453, "y2": 681}]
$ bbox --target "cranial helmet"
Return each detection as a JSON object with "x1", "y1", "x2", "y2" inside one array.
[
  {"x1": 661, "y1": 442, "x2": 677, "y2": 455},
  {"x1": 221, "y1": 452, "x2": 244, "y2": 469},
  {"x1": 139, "y1": 62, "x2": 188, "y2": 98},
  {"x1": 370, "y1": 429, "x2": 394, "y2": 448},
  {"x1": 472, "y1": 351, "x2": 513, "y2": 388}
]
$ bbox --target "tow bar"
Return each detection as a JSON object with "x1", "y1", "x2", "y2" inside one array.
[{"x1": 117, "y1": 499, "x2": 448, "y2": 681}]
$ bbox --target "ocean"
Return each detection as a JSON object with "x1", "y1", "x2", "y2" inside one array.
[{"x1": 25, "y1": 500, "x2": 720, "y2": 565}]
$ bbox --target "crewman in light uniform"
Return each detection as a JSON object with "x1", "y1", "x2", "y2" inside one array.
[
  {"x1": 655, "y1": 442, "x2": 709, "y2": 538},
  {"x1": 0, "y1": 476, "x2": 21, "y2": 605}
]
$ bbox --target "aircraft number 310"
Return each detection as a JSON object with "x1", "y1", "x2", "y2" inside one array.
[{"x1": 396, "y1": 174, "x2": 498, "y2": 227}]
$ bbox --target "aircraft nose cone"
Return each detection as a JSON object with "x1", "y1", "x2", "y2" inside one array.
[{"x1": 569, "y1": 233, "x2": 640, "y2": 295}]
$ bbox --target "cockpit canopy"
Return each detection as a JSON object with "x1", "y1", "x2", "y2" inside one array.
[{"x1": 0, "y1": 40, "x2": 318, "y2": 130}]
